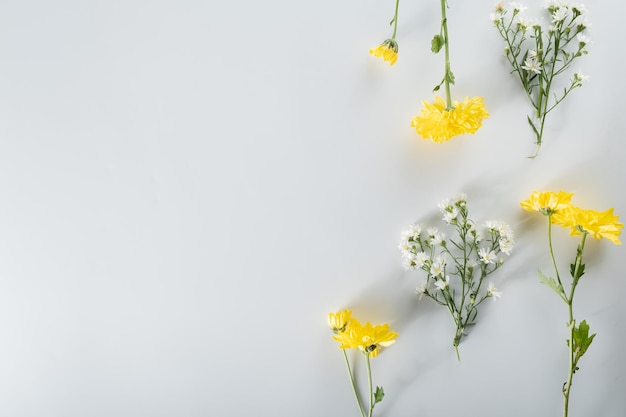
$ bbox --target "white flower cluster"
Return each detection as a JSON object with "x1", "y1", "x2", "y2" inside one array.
[
  {"x1": 492, "y1": 1, "x2": 590, "y2": 78},
  {"x1": 491, "y1": 2, "x2": 590, "y2": 155},
  {"x1": 398, "y1": 194, "x2": 515, "y2": 299},
  {"x1": 398, "y1": 195, "x2": 515, "y2": 347}
]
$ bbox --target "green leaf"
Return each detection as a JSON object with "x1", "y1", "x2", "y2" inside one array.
[
  {"x1": 538, "y1": 269, "x2": 563, "y2": 296},
  {"x1": 374, "y1": 386, "x2": 385, "y2": 404},
  {"x1": 432, "y1": 78, "x2": 444, "y2": 93},
  {"x1": 445, "y1": 69, "x2": 455, "y2": 85},
  {"x1": 573, "y1": 320, "x2": 596, "y2": 361},
  {"x1": 569, "y1": 262, "x2": 585, "y2": 280},
  {"x1": 431, "y1": 34, "x2": 444, "y2": 53},
  {"x1": 527, "y1": 115, "x2": 540, "y2": 137}
]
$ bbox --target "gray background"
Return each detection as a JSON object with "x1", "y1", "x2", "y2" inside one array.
[{"x1": 0, "y1": 0, "x2": 623, "y2": 416}]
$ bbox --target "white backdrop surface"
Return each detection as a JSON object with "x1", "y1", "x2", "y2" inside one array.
[{"x1": 0, "y1": 0, "x2": 624, "y2": 416}]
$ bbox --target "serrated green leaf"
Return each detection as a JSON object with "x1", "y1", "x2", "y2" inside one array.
[
  {"x1": 573, "y1": 320, "x2": 596, "y2": 360},
  {"x1": 374, "y1": 386, "x2": 385, "y2": 404},
  {"x1": 538, "y1": 269, "x2": 563, "y2": 296},
  {"x1": 431, "y1": 34, "x2": 444, "y2": 53}
]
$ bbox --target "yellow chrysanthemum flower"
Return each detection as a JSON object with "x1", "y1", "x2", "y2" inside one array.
[
  {"x1": 332, "y1": 318, "x2": 398, "y2": 358},
  {"x1": 369, "y1": 39, "x2": 398, "y2": 66},
  {"x1": 328, "y1": 309, "x2": 352, "y2": 334},
  {"x1": 557, "y1": 206, "x2": 623, "y2": 245},
  {"x1": 520, "y1": 190, "x2": 574, "y2": 217},
  {"x1": 410, "y1": 96, "x2": 490, "y2": 143}
]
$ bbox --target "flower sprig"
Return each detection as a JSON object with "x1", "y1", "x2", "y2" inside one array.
[
  {"x1": 370, "y1": 0, "x2": 401, "y2": 66},
  {"x1": 328, "y1": 310, "x2": 398, "y2": 417},
  {"x1": 410, "y1": 0, "x2": 489, "y2": 143},
  {"x1": 398, "y1": 194, "x2": 514, "y2": 360},
  {"x1": 521, "y1": 191, "x2": 623, "y2": 417},
  {"x1": 492, "y1": 2, "x2": 590, "y2": 157}
]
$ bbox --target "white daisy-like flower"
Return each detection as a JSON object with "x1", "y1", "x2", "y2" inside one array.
[
  {"x1": 478, "y1": 247, "x2": 499, "y2": 264},
  {"x1": 571, "y1": 3, "x2": 587, "y2": 15},
  {"x1": 487, "y1": 281, "x2": 503, "y2": 300},
  {"x1": 401, "y1": 255, "x2": 415, "y2": 270},
  {"x1": 434, "y1": 275, "x2": 450, "y2": 291},
  {"x1": 522, "y1": 57, "x2": 543, "y2": 74},
  {"x1": 545, "y1": 0, "x2": 565, "y2": 10},
  {"x1": 400, "y1": 223, "x2": 422, "y2": 242},
  {"x1": 500, "y1": 238, "x2": 515, "y2": 255},
  {"x1": 415, "y1": 251, "x2": 430, "y2": 267},
  {"x1": 467, "y1": 224, "x2": 483, "y2": 243},
  {"x1": 516, "y1": 16, "x2": 537, "y2": 32},
  {"x1": 437, "y1": 198, "x2": 451, "y2": 212},
  {"x1": 443, "y1": 207, "x2": 460, "y2": 224},
  {"x1": 415, "y1": 281, "x2": 428, "y2": 299},
  {"x1": 574, "y1": 71, "x2": 589, "y2": 83},
  {"x1": 510, "y1": 2, "x2": 527, "y2": 12},
  {"x1": 426, "y1": 227, "x2": 439, "y2": 236},
  {"x1": 430, "y1": 231, "x2": 446, "y2": 246},
  {"x1": 484, "y1": 220, "x2": 499, "y2": 232},
  {"x1": 398, "y1": 241, "x2": 415, "y2": 256},
  {"x1": 430, "y1": 256, "x2": 447, "y2": 277},
  {"x1": 552, "y1": 6, "x2": 569, "y2": 22},
  {"x1": 490, "y1": 11, "x2": 504, "y2": 22},
  {"x1": 498, "y1": 222, "x2": 514, "y2": 239},
  {"x1": 453, "y1": 193, "x2": 467, "y2": 204},
  {"x1": 576, "y1": 32, "x2": 590, "y2": 45},
  {"x1": 573, "y1": 15, "x2": 590, "y2": 29}
]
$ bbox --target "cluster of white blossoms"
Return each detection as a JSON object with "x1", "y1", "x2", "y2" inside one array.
[
  {"x1": 398, "y1": 194, "x2": 516, "y2": 350},
  {"x1": 491, "y1": 1, "x2": 590, "y2": 79},
  {"x1": 491, "y1": 1, "x2": 590, "y2": 155},
  {"x1": 398, "y1": 194, "x2": 515, "y2": 300}
]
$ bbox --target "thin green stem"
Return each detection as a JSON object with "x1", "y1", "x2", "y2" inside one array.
[
  {"x1": 547, "y1": 216, "x2": 564, "y2": 291},
  {"x1": 365, "y1": 353, "x2": 374, "y2": 417},
  {"x1": 391, "y1": 0, "x2": 400, "y2": 40},
  {"x1": 563, "y1": 233, "x2": 588, "y2": 417},
  {"x1": 343, "y1": 350, "x2": 366, "y2": 417},
  {"x1": 439, "y1": 0, "x2": 453, "y2": 109},
  {"x1": 563, "y1": 301, "x2": 575, "y2": 417}
]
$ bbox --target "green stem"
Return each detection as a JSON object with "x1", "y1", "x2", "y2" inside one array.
[
  {"x1": 365, "y1": 353, "x2": 374, "y2": 417},
  {"x1": 534, "y1": 27, "x2": 561, "y2": 154},
  {"x1": 439, "y1": 0, "x2": 453, "y2": 109},
  {"x1": 391, "y1": 0, "x2": 400, "y2": 40},
  {"x1": 547, "y1": 216, "x2": 564, "y2": 291},
  {"x1": 563, "y1": 302, "x2": 575, "y2": 417},
  {"x1": 562, "y1": 233, "x2": 588, "y2": 417},
  {"x1": 343, "y1": 350, "x2": 366, "y2": 417}
]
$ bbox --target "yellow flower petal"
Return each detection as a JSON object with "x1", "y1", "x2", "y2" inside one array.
[
  {"x1": 561, "y1": 207, "x2": 623, "y2": 245},
  {"x1": 328, "y1": 309, "x2": 352, "y2": 334},
  {"x1": 332, "y1": 318, "x2": 398, "y2": 357},
  {"x1": 369, "y1": 39, "x2": 398, "y2": 66},
  {"x1": 410, "y1": 96, "x2": 489, "y2": 142},
  {"x1": 520, "y1": 190, "x2": 574, "y2": 216}
]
